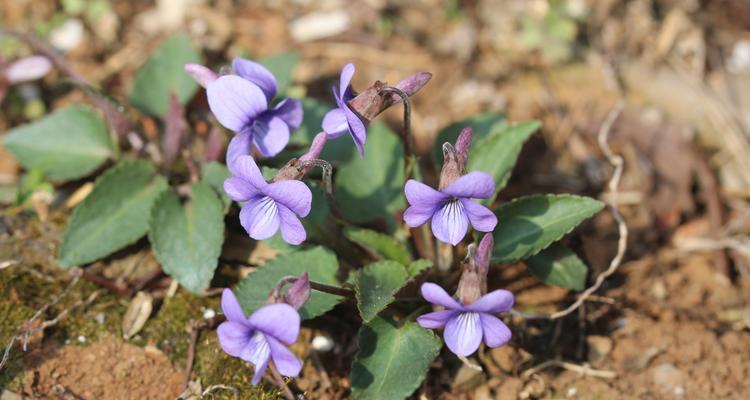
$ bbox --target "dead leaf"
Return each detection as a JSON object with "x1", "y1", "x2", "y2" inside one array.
[{"x1": 122, "y1": 291, "x2": 153, "y2": 340}]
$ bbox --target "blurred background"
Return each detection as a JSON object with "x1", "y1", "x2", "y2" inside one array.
[{"x1": 2, "y1": 0, "x2": 750, "y2": 399}]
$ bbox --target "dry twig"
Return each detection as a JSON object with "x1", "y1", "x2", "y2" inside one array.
[
  {"x1": 522, "y1": 359, "x2": 616, "y2": 379},
  {"x1": 516, "y1": 101, "x2": 628, "y2": 320}
]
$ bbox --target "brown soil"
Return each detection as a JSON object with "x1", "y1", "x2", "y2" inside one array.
[{"x1": 20, "y1": 336, "x2": 183, "y2": 400}]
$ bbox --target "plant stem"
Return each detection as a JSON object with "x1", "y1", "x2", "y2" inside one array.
[
  {"x1": 267, "y1": 362, "x2": 295, "y2": 400},
  {"x1": 379, "y1": 86, "x2": 416, "y2": 182},
  {"x1": 270, "y1": 276, "x2": 355, "y2": 301}
]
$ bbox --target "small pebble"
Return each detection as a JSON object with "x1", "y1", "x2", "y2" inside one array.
[
  {"x1": 311, "y1": 335, "x2": 334, "y2": 352},
  {"x1": 95, "y1": 312, "x2": 106, "y2": 324},
  {"x1": 77, "y1": 335, "x2": 86, "y2": 343},
  {"x1": 566, "y1": 387, "x2": 577, "y2": 397},
  {"x1": 50, "y1": 19, "x2": 85, "y2": 52},
  {"x1": 203, "y1": 308, "x2": 216, "y2": 319}
]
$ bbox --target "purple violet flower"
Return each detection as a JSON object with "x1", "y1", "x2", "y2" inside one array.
[
  {"x1": 417, "y1": 282, "x2": 513, "y2": 356},
  {"x1": 403, "y1": 172, "x2": 498, "y2": 245},
  {"x1": 217, "y1": 289, "x2": 303, "y2": 385},
  {"x1": 2, "y1": 56, "x2": 53, "y2": 84},
  {"x1": 200, "y1": 57, "x2": 303, "y2": 159},
  {"x1": 322, "y1": 63, "x2": 367, "y2": 157},
  {"x1": 223, "y1": 155, "x2": 312, "y2": 244}
]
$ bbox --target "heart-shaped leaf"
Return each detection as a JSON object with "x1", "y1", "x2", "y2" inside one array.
[
  {"x1": 149, "y1": 182, "x2": 225, "y2": 294},
  {"x1": 356, "y1": 261, "x2": 409, "y2": 322},
  {"x1": 492, "y1": 194, "x2": 604, "y2": 263},
  {"x1": 468, "y1": 120, "x2": 540, "y2": 198},
  {"x1": 3, "y1": 105, "x2": 113, "y2": 182},
  {"x1": 526, "y1": 243, "x2": 588, "y2": 290},
  {"x1": 234, "y1": 247, "x2": 343, "y2": 319},
  {"x1": 59, "y1": 160, "x2": 168, "y2": 267},
  {"x1": 335, "y1": 122, "x2": 404, "y2": 225},
  {"x1": 130, "y1": 31, "x2": 200, "y2": 116},
  {"x1": 351, "y1": 317, "x2": 441, "y2": 400},
  {"x1": 345, "y1": 228, "x2": 412, "y2": 266}
]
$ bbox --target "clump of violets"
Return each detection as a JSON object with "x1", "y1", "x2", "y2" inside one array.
[
  {"x1": 185, "y1": 58, "x2": 303, "y2": 158},
  {"x1": 417, "y1": 234, "x2": 514, "y2": 356},
  {"x1": 223, "y1": 155, "x2": 312, "y2": 244},
  {"x1": 217, "y1": 283, "x2": 306, "y2": 385},
  {"x1": 403, "y1": 127, "x2": 498, "y2": 245}
]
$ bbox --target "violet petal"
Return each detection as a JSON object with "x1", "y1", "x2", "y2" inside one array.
[
  {"x1": 239, "y1": 197, "x2": 281, "y2": 240},
  {"x1": 443, "y1": 312, "x2": 482, "y2": 356},
  {"x1": 223, "y1": 177, "x2": 261, "y2": 202},
  {"x1": 232, "y1": 57, "x2": 278, "y2": 102},
  {"x1": 250, "y1": 114, "x2": 290, "y2": 158},
  {"x1": 417, "y1": 310, "x2": 457, "y2": 329},
  {"x1": 232, "y1": 155, "x2": 267, "y2": 190},
  {"x1": 420, "y1": 282, "x2": 463, "y2": 310},
  {"x1": 442, "y1": 171, "x2": 495, "y2": 199},
  {"x1": 207, "y1": 75, "x2": 267, "y2": 132},
  {"x1": 216, "y1": 321, "x2": 251, "y2": 357},
  {"x1": 221, "y1": 288, "x2": 247, "y2": 322},
  {"x1": 322, "y1": 108, "x2": 349, "y2": 139},
  {"x1": 431, "y1": 199, "x2": 469, "y2": 245},
  {"x1": 271, "y1": 98, "x2": 303, "y2": 130},
  {"x1": 5, "y1": 56, "x2": 52, "y2": 84},
  {"x1": 460, "y1": 198, "x2": 497, "y2": 232},
  {"x1": 184, "y1": 63, "x2": 218, "y2": 88},
  {"x1": 225, "y1": 131, "x2": 253, "y2": 175},
  {"x1": 479, "y1": 313, "x2": 512, "y2": 348},
  {"x1": 277, "y1": 204, "x2": 307, "y2": 245},
  {"x1": 248, "y1": 303, "x2": 300, "y2": 345},
  {"x1": 465, "y1": 289, "x2": 514, "y2": 313},
  {"x1": 263, "y1": 180, "x2": 312, "y2": 217},
  {"x1": 267, "y1": 336, "x2": 303, "y2": 377}
]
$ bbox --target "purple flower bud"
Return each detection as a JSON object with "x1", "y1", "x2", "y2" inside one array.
[
  {"x1": 454, "y1": 126, "x2": 472, "y2": 168},
  {"x1": 300, "y1": 132, "x2": 327, "y2": 162},
  {"x1": 417, "y1": 282, "x2": 513, "y2": 357},
  {"x1": 223, "y1": 155, "x2": 312, "y2": 244},
  {"x1": 283, "y1": 272, "x2": 311, "y2": 310},
  {"x1": 217, "y1": 289, "x2": 303, "y2": 385},
  {"x1": 4, "y1": 56, "x2": 52, "y2": 84},
  {"x1": 439, "y1": 126, "x2": 472, "y2": 189},
  {"x1": 162, "y1": 92, "x2": 187, "y2": 163},
  {"x1": 184, "y1": 63, "x2": 218, "y2": 88}
]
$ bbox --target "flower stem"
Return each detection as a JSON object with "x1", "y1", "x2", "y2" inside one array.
[
  {"x1": 267, "y1": 362, "x2": 295, "y2": 400},
  {"x1": 379, "y1": 86, "x2": 416, "y2": 181},
  {"x1": 270, "y1": 275, "x2": 355, "y2": 300},
  {"x1": 296, "y1": 158, "x2": 347, "y2": 224}
]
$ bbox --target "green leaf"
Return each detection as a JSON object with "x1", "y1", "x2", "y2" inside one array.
[
  {"x1": 259, "y1": 51, "x2": 299, "y2": 97},
  {"x1": 235, "y1": 247, "x2": 343, "y2": 319},
  {"x1": 468, "y1": 120, "x2": 540, "y2": 198},
  {"x1": 356, "y1": 261, "x2": 409, "y2": 322},
  {"x1": 130, "y1": 32, "x2": 200, "y2": 115},
  {"x1": 492, "y1": 194, "x2": 604, "y2": 263},
  {"x1": 526, "y1": 243, "x2": 587, "y2": 290},
  {"x1": 335, "y1": 122, "x2": 405, "y2": 224},
  {"x1": 148, "y1": 183, "x2": 225, "y2": 293},
  {"x1": 432, "y1": 113, "x2": 506, "y2": 167},
  {"x1": 345, "y1": 228, "x2": 412, "y2": 266},
  {"x1": 201, "y1": 162, "x2": 231, "y2": 212},
  {"x1": 351, "y1": 317, "x2": 441, "y2": 400},
  {"x1": 59, "y1": 160, "x2": 168, "y2": 267},
  {"x1": 3, "y1": 105, "x2": 113, "y2": 182},
  {"x1": 407, "y1": 259, "x2": 432, "y2": 277}
]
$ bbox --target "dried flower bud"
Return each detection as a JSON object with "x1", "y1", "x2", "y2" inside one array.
[
  {"x1": 348, "y1": 72, "x2": 432, "y2": 121},
  {"x1": 455, "y1": 233, "x2": 493, "y2": 304},
  {"x1": 439, "y1": 126, "x2": 472, "y2": 189}
]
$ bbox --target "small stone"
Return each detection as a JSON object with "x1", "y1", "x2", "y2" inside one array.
[
  {"x1": 94, "y1": 312, "x2": 106, "y2": 324},
  {"x1": 586, "y1": 335, "x2": 613, "y2": 365},
  {"x1": 651, "y1": 363, "x2": 686, "y2": 396},
  {"x1": 290, "y1": 10, "x2": 350, "y2": 42},
  {"x1": 311, "y1": 335, "x2": 334, "y2": 352},
  {"x1": 50, "y1": 19, "x2": 85, "y2": 52},
  {"x1": 77, "y1": 335, "x2": 86, "y2": 343},
  {"x1": 651, "y1": 280, "x2": 668, "y2": 300},
  {"x1": 566, "y1": 387, "x2": 578, "y2": 397},
  {"x1": 202, "y1": 308, "x2": 216, "y2": 320}
]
